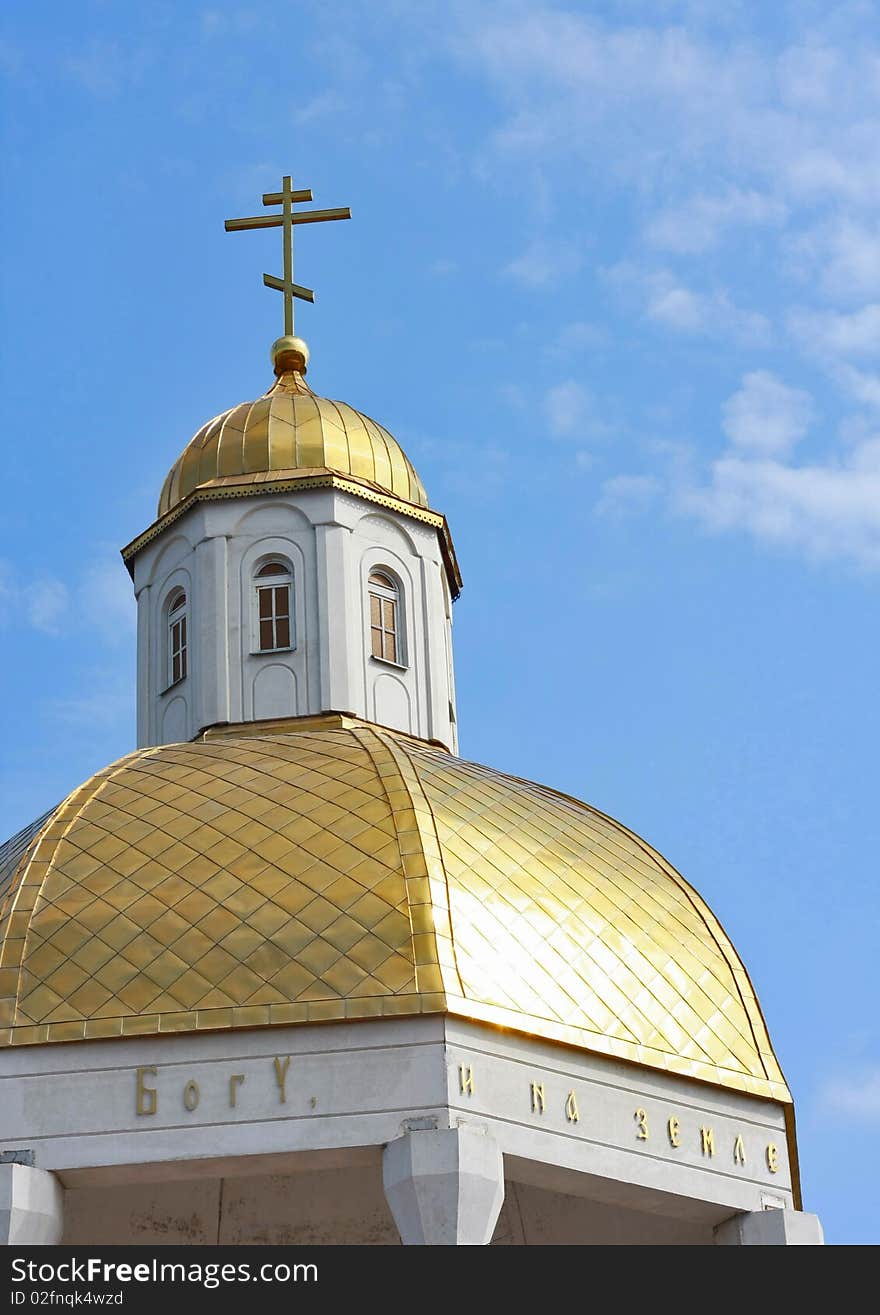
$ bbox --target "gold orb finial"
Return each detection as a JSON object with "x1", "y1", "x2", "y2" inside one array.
[{"x1": 271, "y1": 335, "x2": 310, "y2": 376}]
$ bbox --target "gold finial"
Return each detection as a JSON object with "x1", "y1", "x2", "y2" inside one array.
[
  {"x1": 271, "y1": 335, "x2": 310, "y2": 376},
  {"x1": 225, "y1": 175, "x2": 351, "y2": 338}
]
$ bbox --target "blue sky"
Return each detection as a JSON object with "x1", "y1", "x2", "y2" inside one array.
[{"x1": 1, "y1": 1, "x2": 878, "y2": 1243}]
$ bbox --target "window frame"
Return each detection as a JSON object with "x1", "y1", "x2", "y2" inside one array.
[
  {"x1": 367, "y1": 569, "x2": 406, "y2": 669},
  {"x1": 165, "y1": 588, "x2": 188, "y2": 690},
  {"x1": 252, "y1": 559, "x2": 295, "y2": 655}
]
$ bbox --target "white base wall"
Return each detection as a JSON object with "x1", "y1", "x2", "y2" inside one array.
[{"x1": 0, "y1": 1015, "x2": 801, "y2": 1248}]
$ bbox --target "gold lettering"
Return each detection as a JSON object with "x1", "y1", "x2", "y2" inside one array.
[
  {"x1": 183, "y1": 1079, "x2": 200, "y2": 1112},
  {"x1": 565, "y1": 1090, "x2": 579, "y2": 1123},
  {"x1": 701, "y1": 1126, "x2": 715, "y2": 1156},
  {"x1": 135, "y1": 1065, "x2": 157, "y2": 1117},
  {"x1": 733, "y1": 1134, "x2": 746, "y2": 1165},
  {"x1": 635, "y1": 1108, "x2": 649, "y2": 1140},
  {"x1": 459, "y1": 1064, "x2": 474, "y2": 1096},
  {"x1": 229, "y1": 1074, "x2": 245, "y2": 1108},
  {"x1": 274, "y1": 1055, "x2": 291, "y2": 1103},
  {"x1": 530, "y1": 1082, "x2": 546, "y2": 1114},
  {"x1": 766, "y1": 1143, "x2": 779, "y2": 1174},
  {"x1": 667, "y1": 1115, "x2": 680, "y2": 1148}
]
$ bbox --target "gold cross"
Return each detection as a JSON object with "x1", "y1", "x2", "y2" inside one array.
[{"x1": 225, "y1": 176, "x2": 351, "y2": 337}]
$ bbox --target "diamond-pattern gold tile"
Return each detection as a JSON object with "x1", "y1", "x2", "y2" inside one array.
[{"x1": 0, "y1": 719, "x2": 790, "y2": 1105}]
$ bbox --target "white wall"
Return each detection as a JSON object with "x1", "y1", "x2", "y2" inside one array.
[
  {"x1": 131, "y1": 489, "x2": 458, "y2": 751},
  {"x1": 0, "y1": 1016, "x2": 793, "y2": 1218}
]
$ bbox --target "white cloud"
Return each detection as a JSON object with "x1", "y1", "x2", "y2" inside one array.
[
  {"x1": 0, "y1": 554, "x2": 134, "y2": 641},
  {"x1": 826, "y1": 222, "x2": 880, "y2": 299},
  {"x1": 27, "y1": 580, "x2": 69, "y2": 636},
  {"x1": 546, "y1": 381, "x2": 587, "y2": 435},
  {"x1": 442, "y1": 8, "x2": 880, "y2": 571},
  {"x1": 796, "y1": 220, "x2": 880, "y2": 300},
  {"x1": 721, "y1": 371, "x2": 814, "y2": 457},
  {"x1": 79, "y1": 557, "x2": 136, "y2": 645},
  {"x1": 293, "y1": 90, "x2": 345, "y2": 124},
  {"x1": 459, "y1": 10, "x2": 880, "y2": 205},
  {"x1": 51, "y1": 688, "x2": 134, "y2": 729},
  {"x1": 466, "y1": 13, "x2": 758, "y2": 145},
  {"x1": 776, "y1": 42, "x2": 842, "y2": 110},
  {"x1": 544, "y1": 381, "x2": 612, "y2": 441},
  {"x1": 596, "y1": 474, "x2": 661, "y2": 515},
  {"x1": 681, "y1": 446, "x2": 880, "y2": 567},
  {"x1": 835, "y1": 364, "x2": 880, "y2": 409},
  {"x1": 821, "y1": 1068, "x2": 880, "y2": 1122},
  {"x1": 647, "y1": 279, "x2": 705, "y2": 332},
  {"x1": 410, "y1": 432, "x2": 511, "y2": 500},
  {"x1": 65, "y1": 40, "x2": 147, "y2": 98},
  {"x1": 608, "y1": 266, "x2": 770, "y2": 344},
  {"x1": 677, "y1": 374, "x2": 880, "y2": 567},
  {"x1": 646, "y1": 189, "x2": 787, "y2": 254},
  {"x1": 0, "y1": 563, "x2": 68, "y2": 635},
  {"x1": 789, "y1": 304, "x2": 880, "y2": 359},
  {"x1": 504, "y1": 238, "x2": 582, "y2": 288},
  {"x1": 652, "y1": 280, "x2": 770, "y2": 344},
  {"x1": 597, "y1": 377, "x2": 880, "y2": 567},
  {"x1": 549, "y1": 320, "x2": 606, "y2": 355}
]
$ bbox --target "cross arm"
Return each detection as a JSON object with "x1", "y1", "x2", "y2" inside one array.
[
  {"x1": 263, "y1": 274, "x2": 315, "y2": 302},
  {"x1": 262, "y1": 188, "x2": 313, "y2": 205},
  {"x1": 225, "y1": 207, "x2": 351, "y2": 233}
]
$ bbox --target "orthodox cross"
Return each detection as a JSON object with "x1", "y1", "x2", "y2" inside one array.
[{"x1": 225, "y1": 176, "x2": 351, "y2": 336}]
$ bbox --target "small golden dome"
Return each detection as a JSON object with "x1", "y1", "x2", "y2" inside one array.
[
  {"x1": 158, "y1": 347, "x2": 428, "y2": 519},
  {"x1": 0, "y1": 717, "x2": 789, "y2": 1107}
]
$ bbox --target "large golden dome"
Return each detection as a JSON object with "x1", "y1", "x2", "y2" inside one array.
[
  {"x1": 0, "y1": 716, "x2": 788, "y2": 1106},
  {"x1": 158, "y1": 347, "x2": 428, "y2": 520}
]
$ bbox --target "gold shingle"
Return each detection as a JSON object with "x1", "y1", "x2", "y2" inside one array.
[{"x1": 0, "y1": 718, "x2": 789, "y2": 1105}]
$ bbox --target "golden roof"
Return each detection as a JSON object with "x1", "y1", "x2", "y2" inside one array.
[
  {"x1": 0, "y1": 717, "x2": 788, "y2": 1105},
  {"x1": 158, "y1": 359, "x2": 428, "y2": 520}
]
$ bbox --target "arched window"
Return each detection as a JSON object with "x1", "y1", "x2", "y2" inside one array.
[
  {"x1": 167, "y1": 589, "x2": 187, "y2": 686},
  {"x1": 255, "y1": 560, "x2": 293, "y2": 652},
  {"x1": 368, "y1": 570, "x2": 402, "y2": 664}
]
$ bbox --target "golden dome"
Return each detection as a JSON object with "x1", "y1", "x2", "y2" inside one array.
[
  {"x1": 0, "y1": 716, "x2": 788, "y2": 1105},
  {"x1": 158, "y1": 355, "x2": 428, "y2": 519}
]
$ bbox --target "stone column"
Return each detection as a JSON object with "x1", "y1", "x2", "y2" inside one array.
[
  {"x1": 0, "y1": 1163, "x2": 64, "y2": 1245},
  {"x1": 194, "y1": 534, "x2": 230, "y2": 733},
  {"x1": 382, "y1": 1125, "x2": 504, "y2": 1246},
  {"x1": 315, "y1": 521, "x2": 355, "y2": 716},
  {"x1": 715, "y1": 1209, "x2": 824, "y2": 1246}
]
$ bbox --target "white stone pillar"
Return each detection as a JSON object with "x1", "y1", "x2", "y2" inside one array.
[
  {"x1": 315, "y1": 522, "x2": 356, "y2": 715},
  {"x1": 135, "y1": 582, "x2": 151, "y2": 747},
  {"x1": 0, "y1": 1164, "x2": 64, "y2": 1246},
  {"x1": 419, "y1": 556, "x2": 453, "y2": 750},
  {"x1": 382, "y1": 1125, "x2": 504, "y2": 1246},
  {"x1": 195, "y1": 535, "x2": 230, "y2": 734},
  {"x1": 715, "y1": 1209, "x2": 824, "y2": 1246}
]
